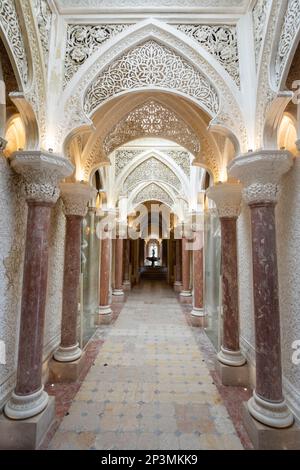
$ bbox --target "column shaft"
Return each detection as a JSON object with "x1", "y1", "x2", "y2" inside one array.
[
  {"x1": 113, "y1": 237, "x2": 124, "y2": 296},
  {"x1": 54, "y1": 215, "x2": 82, "y2": 362},
  {"x1": 99, "y1": 236, "x2": 112, "y2": 314},
  {"x1": 15, "y1": 202, "x2": 53, "y2": 396},
  {"x1": 191, "y1": 231, "x2": 204, "y2": 315},
  {"x1": 220, "y1": 218, "x2": 240, "y2": 352},
  {"x1": 180, "y1": 237, "x2": 191, "y2": 296},
  {"x1": 175, "y1": 239, "x2": 182, "y2": 284},
  {"x1": 123, "y1": 238, "x2": 131, "y2": 289},
  {"x1": 250, "y1": 203, "x2": 282, "y2": 401}
]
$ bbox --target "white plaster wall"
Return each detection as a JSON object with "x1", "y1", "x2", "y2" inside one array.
[
  {"x1": 0, "y1": 157, "x2": 26, "y2": 406},
  {"x1": 277, "y1": 157, "x2": 300, "y2": 422},
  {"x1": 43, "y1": 199, "x2": 66, "y2": 361},
  {"x1": 0, "y1": 157, "x2": 65, "y2": 406},
  {"x1": 237, "y1": 202, "x2": 255, "y2": 370}
]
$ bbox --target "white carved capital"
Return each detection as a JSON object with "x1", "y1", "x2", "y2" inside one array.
[
  {"x1": 206, "y1": 182, "x2": 242, "y2": 218},
  {"x1": 61, "y1": 182, "x2": 96, "y2": 217},
  {"x1": 228, "y1": 150, "x2": 293, "y2": 205},
  {"x1": 10, "y1": 151, "x2": 74, "y2": 204},
  {"x1": 0, "y1": 137, "x2": 7, "y2": 152}
]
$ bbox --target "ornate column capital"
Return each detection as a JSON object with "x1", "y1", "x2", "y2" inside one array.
[
  {"x1": 61, "y1": 182, "x2": 96, "y2": 217},
  {"x1": 228, "y1": 150, "x2": 293, "y2": 205},
  {"x1": 10, "y1": 151, "x2": 74, "y2": 204},
  {"x1": 0, "y1": 137, "x2": 7, "y2": 152},
  {"x1": 206, "y1": 182, "x2": 242, "y2": 218}
]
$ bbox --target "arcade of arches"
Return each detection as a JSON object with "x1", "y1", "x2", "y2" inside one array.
[{"x1": 0, "y1": 0, "x2": 300, "y2": 451}]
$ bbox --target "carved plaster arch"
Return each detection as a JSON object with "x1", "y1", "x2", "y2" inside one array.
[
  {"x1": 128, "y1": 181, "x2": 177, "y2": 212},
  {"x1": 0, "y1": 0, "x2": 31, "y2": 91},
  {"x1": 262, "y1": 1, "x2": 300, "y2": 148},
  {"x1": 58, "y1": 19, "x2": 246, "y2": 153},
  {"x1": 115, "y1": 148, "x2": 190, "y2": 201},
  {"x1": 81, "y1": 92, "x2": 222, "y2": 182},
  {"x1": 103, "y1": 98, "x2": 200, "y2": 157},
  {"x1": 0, "y1": 1, "x2": 50, "y2": 148},
  {"x1": 270, "y1": 0, "x2": 300, "y2": 91},
  {"x1": 254, "y1": 0, "x2": 300, "y2": 149}
]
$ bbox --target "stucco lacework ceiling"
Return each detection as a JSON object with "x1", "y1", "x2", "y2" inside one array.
[
  {"x1": 103, "y1": 99, "x2": 200, "y2": 156},
  {"x1": 80, "y1": 91, "x2": 222, "y2": 182}
]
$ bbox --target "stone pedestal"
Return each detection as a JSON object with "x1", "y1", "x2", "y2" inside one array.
[
  {"x1": 180, "y1": 237, "x2": 191, "y2": 297},
  {"x1": 0, "y1": 396, "x2": 55, "y2": 450},
  {"x1": 242, "y1": 404, "x2": 300, "y2": 450},
  {"x1": 49, "y1": 351, "x2": 86, "y2": 383},
  {"x1": 229, "y1": 150, "x2": 294, "y2": 429},
  {"x1": 4, "y1": 151, "x2": 73, "y2": 422},
  {"x1": 113, "y1": 236, "x2": 124, "y2": 296},
  {"x1": 54, "y1": 183, "x2": 94, "y2": 366},
  {"x1": 207, "y1": 183, "x2": 246, "y2": 373},
  {"x1": 215, "y1": 358, "x2": 249, "y2": 387}
]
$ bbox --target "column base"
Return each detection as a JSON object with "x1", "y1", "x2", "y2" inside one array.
[
  {"x1": 123, "y1": 281, "x2": 131, "y2": 291},
  {"x1": 190, "y1": 308, "x2": 207, "y2": 327},
  {"x1": 49, "y1": 351, "x2": 86, "y2": 383},
  {"x1": 0, "y1": 396, "x2": 55, "y2": 450},
  {"x1": 247, "y1": 391, "x2": 294, "y2": 429},
  {"x1": 215, "y1": 357, "x2": 249, "y2": 387},
  {"x1": 98, "y1": 305, "x2": 112, "y2": 315},
  {"x1": 112, "y1": 288, "x2": 124, "y2": 296},
  {"x1": 242, "y1": 403, "x2": 299, "y2": 449},
  {"x1": 173, "y1": 281, "x2": 182, "y2": 293},
  {"x1": 97, "y1": 305, "x2": 113, "y2": 324},
  {"x1": 53, "y1": 343, "x2": 82, "y2": 363},
  {"x1": 180, "y1": 290, "x2": 192, "y2": 297},
  {"x1": 217, "y1": 346, "x2": 246, "y2": 367},
  {"x1": 4, "y1": 387, "x2": 49, "y2": 420}
]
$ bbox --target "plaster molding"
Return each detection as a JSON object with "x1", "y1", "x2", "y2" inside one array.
[
  {"x1": 228, "y1": 150, "x2": 293, "y2": 205},
  {"x1": 274, "y1": 0, "x2": 300, "y2": 88},
  {"x1": 103, "y1": 99, "x2": 200, "y2": 157},
  {"x1": 10, "y1": 151, "x2": 74, "y2": 204},
  {"x1": 60, "y1": 181, "x2": 96, "y2": 216},
  {"x1": 206, "y1": 182, "x2": 242, "y2": 218},
  {"x1": 0, "y1": 0, "x2": 29, "y2": 87}
]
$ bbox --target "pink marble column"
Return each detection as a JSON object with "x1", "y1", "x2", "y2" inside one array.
[
  {"x1": 174, "y1": 239, "x2": 182, "y2": 291},
  {"x1": 123, "y1": 238, "x2": 131, "y2": 290},
  {"x1": 207, "y1": 183, "x2": 245, "y2": 366},
  {"x1": 113, "y1": 236, "x2": 124, "y2": 296},
  {"x1": 4, "y1": 151, "x2": 73, "y2": 420},
  {"x1": 191, "y1": 230, "x2": 204, "y2": 317},
  {"x1": 180, "y1": 237, "x2": 192, "y2": 297},
  {"x1": 229, "y1": 150, "x2": 294, "y2": 428},
  {"x1": 98, "y1": 230, "x2": 112, "y2": 316},
  {"x1": 54, "y1": 183, "x2": 93, "y2": 362}
]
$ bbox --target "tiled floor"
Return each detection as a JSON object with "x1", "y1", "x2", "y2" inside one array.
[{"x1": 48, "y1": 281, "x2": 245, "y2": 450}]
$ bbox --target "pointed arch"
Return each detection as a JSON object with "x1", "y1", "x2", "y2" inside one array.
[
  {"x1": 128, "y1": 181, "x2": 177, "y2": 212},
  {"x1": 58, "y1": 18, "x2": 246, "y2": 153},
  {"x1": 115, "y1": 148, "x2": 190, "y2": 202}
]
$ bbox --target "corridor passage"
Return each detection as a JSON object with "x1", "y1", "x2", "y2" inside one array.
[{"x1": 48, "y1": 281, "x2": 243, "y2": 450}]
